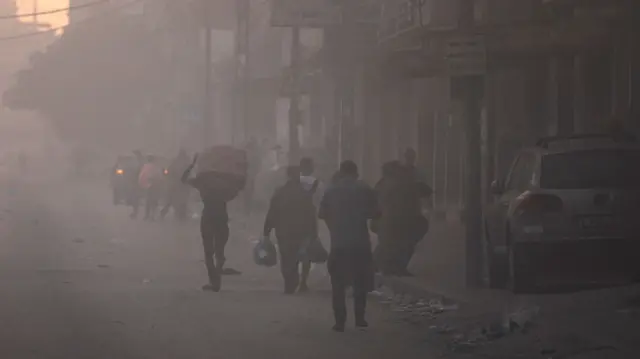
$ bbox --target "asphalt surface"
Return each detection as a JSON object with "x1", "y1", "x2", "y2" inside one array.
[{"x1": 0, "y1": 175, "x2": 441, "y2": 359}]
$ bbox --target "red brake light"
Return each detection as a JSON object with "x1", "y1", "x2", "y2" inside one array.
[{"x1": 515, "y1": 193, "x2": 563, "y2": 217}]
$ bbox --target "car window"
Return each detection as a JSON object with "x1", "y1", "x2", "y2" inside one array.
[
  {"x1": 506, "y1": 153, "x2": 535, "y2": 191},
  {"x1": 540, "y1": 149, "x2": 640, "y2": 189}
]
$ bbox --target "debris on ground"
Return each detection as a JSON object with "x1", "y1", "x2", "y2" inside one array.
[
  {"x1": 505, "y1": 305, "x2": 540, "y2": 334},
  {"x1": 550, "y1": 345, "x2": 616, "y2": 359},
  {"x1": 374, "y1": 284, "x2": 547, "y2": 356},
  {"x1": 429, "y1": 324, "x2": 455, "y2": 335}
]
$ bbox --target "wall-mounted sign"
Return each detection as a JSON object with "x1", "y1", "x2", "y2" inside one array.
[
  {"x1": 378, "y1": 0, "x2": 431, "y2": 43},
  {"x1": 445, "y1": 35, "x2": 486, "y2": 76}
]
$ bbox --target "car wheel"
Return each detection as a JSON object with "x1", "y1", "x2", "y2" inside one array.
[
  {"x1": 484, "y1": 222, "x2": 507, "y2": 289},
  {"x1": 507, "y1": 242, "x2": 534, "y2": 294}
]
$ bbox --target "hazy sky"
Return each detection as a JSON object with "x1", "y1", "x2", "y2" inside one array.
[{"x1": 17, "y1": 0, "x2": 69, "y2": 27}]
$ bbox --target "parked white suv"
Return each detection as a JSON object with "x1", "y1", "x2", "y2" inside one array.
[{"x1": 483, "y1": 134, "x2": 640, "y2": 293}]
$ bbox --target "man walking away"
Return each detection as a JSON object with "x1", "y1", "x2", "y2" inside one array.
[
  {"x1": 263, "y1": 166, "x2": 317, "y2": 294},
  {"x1": 375, "y1": 161, "x2": 430, "y2": 276},
  {"x1": 399, "y1": 148, "x2": 433, "y2": 276},
  {"x1": 402, "y1": 147, "x2": 429, "y2": 185},
  {"x1": 182, "y1": 154, "x2": 244, "y2": 292},
  {"x1": 300, "y1": 157, "x2": 324, "y2": 206},
  {"x1": 319, "y1": 161, "x2": 378, "y2": 332},
  {"x1": 139, "y1": 155, "x2": 163, "y2": 221},
  {"x1": 373, "y1": 160, "x2": 403, "y2": 275},
  {"x1": 298, "y1": 157, "x2": 323, "y2": 292},
  {"x1": 160, "y1": 149, "x2": 191, "y2": 221},
  {"x1": 126, "y1": 150, "x2": 145, "y2": 219}
]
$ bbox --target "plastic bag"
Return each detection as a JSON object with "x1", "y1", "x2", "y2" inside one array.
[
  {"x1": 253, "y1": 236, "x2": 278, "y2": 267},
  {"x1": 300, "y1": 238, "x2": 328, "y2": 264}
]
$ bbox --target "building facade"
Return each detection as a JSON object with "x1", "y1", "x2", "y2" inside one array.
[{"x1": 323, "y1": 0, "x2": 640, "y2": 216}]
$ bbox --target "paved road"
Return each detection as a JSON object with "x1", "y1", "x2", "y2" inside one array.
[{"x1": 0, "y1": 177, "x2": 441, "y2": 359}]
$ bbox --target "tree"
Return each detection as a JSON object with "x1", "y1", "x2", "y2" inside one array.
[
  {"x1": 0, "y1": 0, "x2": 56, "y2": 93},
  {"x1": 3, "y1": 12, "x2": 171, "y2": 149}
]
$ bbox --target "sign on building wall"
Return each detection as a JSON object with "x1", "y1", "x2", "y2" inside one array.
[
  {"x1": 445, "y1": 35, "x2": 486, "y2": 76},
  {"x1": 378, "y1": 0, "x2": 431, "y2": 43},
  {"x1": 271, "y1": 0, "x2": 340, "y2": 27}
]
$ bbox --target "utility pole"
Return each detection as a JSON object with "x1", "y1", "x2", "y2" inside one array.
[
  {"x1": 235, "y1": 0, "x2": 250, "y2": 145},
  {"x1": 287, "y1": 25, "x2": 301, "y2": 164},
  {"x1": 202, "y1": 0, "x2": 212, "y2": 148},
  {"x1": 336, "y1": 4, "x2": 356, "y2": 167},
  {"x1": 450, "y1": 0, "x2": 484, "y2": 288}
]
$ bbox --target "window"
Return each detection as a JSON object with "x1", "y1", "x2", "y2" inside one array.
[
  {"x1": 540, "y1": 149, "x2": 640, "y2": 189},
  {"x1": 507, "y1": 153, "x2": 535, "y2": 191}
]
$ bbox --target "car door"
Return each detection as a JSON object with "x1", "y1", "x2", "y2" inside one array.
[
  {"x1": 501, "y1": 152, "x2": 537, "y2": 234},
  {"x1": 485, "y1": 154, "x2": 521, "y2": 249},
  {"x1": 486, "y1": 152, "x2": 535, "y2": 251}
]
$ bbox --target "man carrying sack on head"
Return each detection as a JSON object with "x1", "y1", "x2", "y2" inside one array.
[{"x1": 181, "y1": 146, "x2": 247, "y2": 292}]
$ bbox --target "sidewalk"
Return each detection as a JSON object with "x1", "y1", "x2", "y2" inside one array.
[
  {"x1": 374, "y1": 213, "x2": 473, "y2": 302},
  {"x1": 373, "y1": 213, "x2": 640, "y2": 358},
  {"x1": 233, "y1": 202, "x2": 640, "y2": 356}
]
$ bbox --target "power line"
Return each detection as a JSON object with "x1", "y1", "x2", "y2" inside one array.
[
  {"x1": 0, "y1": 0, "x2": 110, "y2": 20},
  {"x1": 0, "y1": 0, "x2": 144, "y2": 42},
  {"x1": 0, "y1": 24, "x2": 60, "y2": 41}
]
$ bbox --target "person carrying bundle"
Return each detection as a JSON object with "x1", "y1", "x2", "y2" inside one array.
[{"x1": 181, "y1": 147, "x2": 247, "y2": 292}]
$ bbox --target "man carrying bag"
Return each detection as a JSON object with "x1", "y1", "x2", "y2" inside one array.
[{"x1": 263, "y1": 166, "x2": 318, "y2": 294}]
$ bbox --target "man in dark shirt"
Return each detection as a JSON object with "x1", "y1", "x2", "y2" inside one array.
[
  {"x1": 402, "y1": 147, "x2": 429, "y2": 185},
  {"x1": 375, "y1": 159, "x2": 431, "y2": 276},
  {"x1": 393, "y1": 148, "x2": 433, "y2": 276},
  {"x1": 160, "y1": 149, "x2": 191, "y2": 221},
  {"x1": 182, "y1": 154, "x2": 244, "y2": 292},
  {"x1": 125, "y1": 150, "x2": 145, "y2": 219},
  {"x1": 319, "y1": 160, "x2": 378, "y2": 332},
  {"x1": 263, "y1": 166, "x2": 317, "y2": 294}
]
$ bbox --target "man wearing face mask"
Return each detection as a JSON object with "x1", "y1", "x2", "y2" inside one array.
[{"x1": 263, "y1": 165, "x2": 318, "y2": 294}]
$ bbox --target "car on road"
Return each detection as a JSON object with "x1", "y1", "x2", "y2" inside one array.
[
  {"x1": 484, "y1": 133, "x2": 640, "y2": 293},
  {"x1": 110, "y1": 155, "x2": 137, "y2": 205}
]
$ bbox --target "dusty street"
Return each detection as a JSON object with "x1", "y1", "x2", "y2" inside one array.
[{"x1": 0, "y1": 175, "x2": 440, "y2": 359}]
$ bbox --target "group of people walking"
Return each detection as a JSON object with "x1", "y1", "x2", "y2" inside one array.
[
  {"x1": 121, "y1": 145, "x2": 431, "y2": 333},
  {"x1": 256, "y1": 149, "x2": 432, "y2": 332},
  {"x1": 120, "y1": 149, "x2": 193, "y2": 221}
]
